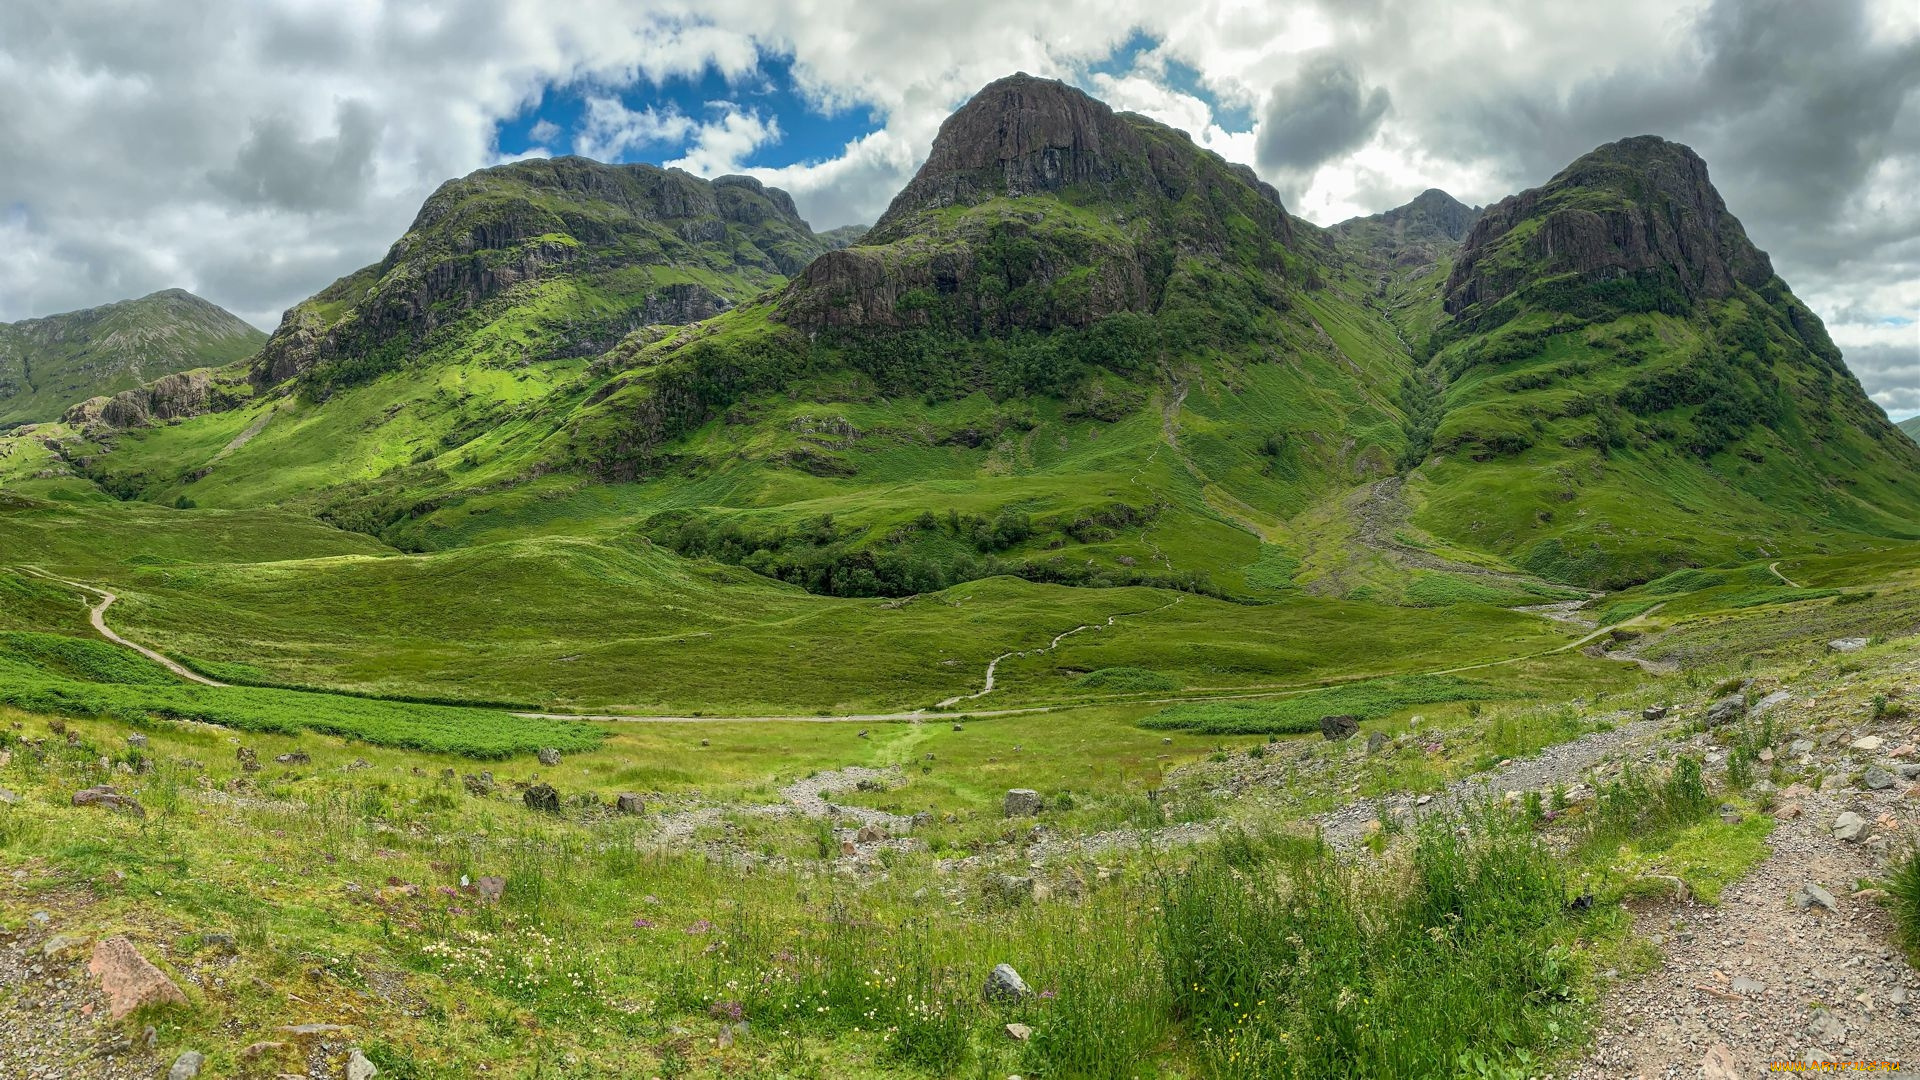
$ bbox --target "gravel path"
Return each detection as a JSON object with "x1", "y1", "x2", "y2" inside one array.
[{"x1": 1568, "y1": 779, "x2": 1919, "y2": 1073}]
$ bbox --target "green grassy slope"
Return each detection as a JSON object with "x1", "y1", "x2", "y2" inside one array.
[
  {"x1": 0, "y1": 290, "x2": 264, "y2": 426},
  {"x1": 1900, "y1": 414, "x2": 1919, "y2": 443}
]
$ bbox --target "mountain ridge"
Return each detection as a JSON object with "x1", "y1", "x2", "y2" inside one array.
[{"x1": 0, "y1": 290, "x2": 264, "y2": 428}]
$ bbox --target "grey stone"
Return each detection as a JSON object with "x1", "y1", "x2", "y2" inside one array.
[
  {"x1": 71, "y1": 784, "x2": 144, "y2": 818},
  {"x1": 462, "y1": 772, "x2": 493, "y2": 796},
  {"x1": 523, "y1": 784, "x2": 561, "y2": 813},
  {"x1": 1643, "y1": 704, "x2": 1669, "y2": 721},
  {"x1": 1832, "y1": 812, "x2": 1868, "y2": 841},
  {"x1": 1795, "y1": 883, "x2": 1838, "y2": 911},
  {"x1": 1003, "y1": 789, "x2": 1044, "y2": 817},
  {"x1": 1366, "y1": 731, "x2": 1389, "y2": 754},
  {"x1": 1808, "y1": 1009, "x2": 1847, "y2": 1043},
  {"x1": 275, "y1": 751, "x2": 310, "y2": 765},
  {"x1": 126, "y1": 733, "x2": 148, "y2": 748},
  {"x1": 615, "y1": 792, "x2": 645, "y2": 814},
  {"x1": 167, "y1": 1050, "x2": 206, "y2": 1080},
  {"x1": 1731, "y1": 975, "x2": 1764, "y2": 996},
  {"x1": 1827, "y1": 637, "x2": 1869, "y2": 653},
  {"x1": 1750, "y1": 690, "x2": 1790, "y2": 715},
  {"x1": 983, "y1": 962, "x2": 1031, "y2": 1002},
  {"x1": 1897, "y1": 763, "x2": 1920, "y2": 780},
  {"x1": 990, "y1": 875, "x2": 1035, "y2": 905},
  {"x1": 0, "y1": 787, "x2": 18, "y2": 805},
  {"x1": 1863, "y1": 766, "x2": 1896, "y2": 791},
  {"x1": 1705, "y1": 694, "x2": 1745, "y2": 726},
  {"x1": 1320, "y1": 714, "x2": 1360, "y2": 741},
  {"x1": 1790, "y1": 738, "x2": 1815, "y2": 755},
  {"x1": 346, "y1": 1048, "x2": 377, "y2": 1080},
  {"x1": 536, "y1": 748, "x2": 561, "y2": 766}
]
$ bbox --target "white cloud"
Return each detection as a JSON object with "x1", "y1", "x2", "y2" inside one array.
[
  {"x1": 574, "y1": 96, "x2": 697, "y2": 160},
  {"x1": 664, "y1": 106, "x2": 781, "y2": 176}
]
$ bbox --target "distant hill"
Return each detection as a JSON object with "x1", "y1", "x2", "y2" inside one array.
[
  {"x1": 0, "y1": 290, "x2": 263, "y2": 426},
  {"x1": 1900, "y1": 414, "x2": 1919, "y2": 443}
]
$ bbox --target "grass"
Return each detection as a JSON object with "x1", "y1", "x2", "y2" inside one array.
[
  {"x1": 1139, "y1": 674, "x2": 1498, "y2": 735},
  {"x1": 1888, "y1": 846, "x2": 1920, "y2": 964}
]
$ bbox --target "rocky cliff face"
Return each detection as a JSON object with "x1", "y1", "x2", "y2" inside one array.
[
  {"x1": 780, "y1": 73, "x2": 1296, "y2": 335},
  {"x1": 252, "y1": 159, "x2": 827, "y2": 389},
  {"x1": 1334, "y1": 189, "x2": 1481, "y2": 268},
  {"x1": 63, "y1": 369, "x2": 238, "y2": 429},
  {"x1": 0, "y1": 291, "x2": 264, "y2": 427},
  {"x1": 1444, "y1": 137, "x2": 1773, "y2": 319}
]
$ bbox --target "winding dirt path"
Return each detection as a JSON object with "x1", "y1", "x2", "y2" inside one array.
[
  {"x1": 934, "y1": 596, "x2": 1185, "y2": 708},
  {"x1": 24, "y1": 570, "x2": 226, "y2": 687},
  {"x1": 1769, "y1": 560, "x2": 1803, "y2": 588}
]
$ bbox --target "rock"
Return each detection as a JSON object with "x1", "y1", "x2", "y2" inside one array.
[
  {"x1": 1320, "y1": 714, "x2": 1360, "y2": 741},
  {"x1": 473, "y1": 876, "x2": 505, "y2": 902},
  {"x1": 1701, "y1": 1043, "x2": 1740, "y2": 1080},
  {"x1": 1898, "y1": 763, "x2": 1920, "y2": 780},
  {"x1": 42, "y1": 932, "x2": 88, "y2": 959},
  {"x1": 240, "y1": 1041, "x2": 285, "y2": 1060},
  {"x1": 1366, "y1": 731, "x2": 1389, "y2": 754},
  {"x1": 1005, "y1": 1022, "x2": 1032, "y2": 1041},
  {"x1": 855, "y1": 823, "x2": 887, "y2": 843},
  {"x1": 1642, "y1": 704, "x2": 1669, "y2": 721},
  {"x1": 1704, "y1": 693, "x2": 1745, "y2": 726},
  {"x1": 523, "y1": 783, "x2": 561, "y2": 813},
  {"x1": 1789, "y1": 739, "x2": 1815, "y2": 755},
  {"x1": 1730, "y1": 975, "x2": 1763, "y2": 996},
  {"x1": 1808, "y1": 1009, "x2": 1847, "y2": 1044},
  {"x1": 536, "y1": 748, "x2": 561, "y2": 766},
  {"x1": 984, "y1": 963, "x2": 1031, "y2": 1002},
  {"x1": 346, "y1": 1048, "x2": 377, "y2": 1080},
  {"x1": 461, "y1": 772, "x2": 493, "y2": 797},
  {"x1": 278, "y1": 1023, "x2": 351, "y2": 1039},
  {"x1": 275, "y1": 751, "x2": 310, "y2": 765},
  {"x1": 951, "y1": 724, "x2": 964, "y2": 732},
  {"x1": 1832, "y1": 812, "x2": 1867, "y2": 841},
  {"x1": 1863, "y1": 766, "x2": 1896, "y2": 790},
  {"x1": 71, "y1": 784, "x2": 145, "y2": 817},
  {"x1": 1827, "y1": 637, "x2": 1869, "y2": 653},
  {"x1": 126, "y1": 733, "x2": 148, "y2": 748},
  {"x1": 167, "y1": 1050, "x2": 206, "y2": 1080},
  {"x1": 1750, "y1": 690, "x2": 1790, "y2": 714},
  {"x1": 0, "y1": 787, "x2": 18, "y2": 805},
  {"x1": 615, "y1": 793, "x2": 645, "y2": 814},
  {"x1": 199, "y1": 932, "x2": 236, "y2": 953},
  {"x1": 1851, "y1": 735, "x2": 1885, "y2": 752},
  {"x1": 1795, "y1": 883, "x2": 1838, "y2": 911},
  {"x1": 1773, "y1": 800, "x2": 1803, "y2": 821},
  {"x1": 1003, "y1": 789, "x2": 1044, "y2": 817},
  {"x1": 87, "y1": 936, "x2": 187, "y2": 1020},
  {"x1": 990, "y1": 875, "x2": 1035, "y2": 905},
  {"x1": 236, "y1": 746, "x2": 260, "y2": 772}
]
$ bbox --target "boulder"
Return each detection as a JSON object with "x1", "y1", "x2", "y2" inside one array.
[
  {"x1": 1642, "y1": 704, "x2": 1669, "y2": 721},
  {"x1": 1827, "y1": 637, "x2": 1869, "y2": 653},
  {"x1": 88, "y1": 936, "x2": 187, "y2": 1019},
  {"x1": 126, "y1": 733, "x2": 148, "y2": 749},
  {"x1": 167, "y1": 1051, "x2": 206, "y2": 1080},
  {"x1": 1863, "y1": 766, "x2": 1896, "y2": 791},
  {"x1": 983, "y1": 962, "x2": 1031, "y2": 1002},
  {"x1": 855, "y1": 823, "x2": 888, "y2": 843},
  {"x1": 1704, "y1": 694, "x2": 1745, "y2": 726},
  {"x1": 1003, "y1": 789, "x2": 1044, "y2": 817},
  {"x1": 461, "y1": 772, "x2": 494, "y2": 797},
  {"x1": 1320, "y1": 715, "x2": 1360, "y2": 741},
  {"x1": 473, "y1": 876, "x2": 505, "y2": 901},
  {"x1": 1005, "y1": 1022, "x2": 1032, "y2": 1041},
  {"x1": 1832, "y1": 812, "x2": 1867, "y2": 842},
  {"x1": 275, "y1": 751, "x2": 310, "y2": 765},
  {"x1": 347, "y1": 1048, "x2": 378, "y2": 1080},
  {"x1": 71, "y1": 785, "x2": 145, "y2": 818},
  {"x1": 1750, "y1": 690, "x2": 1790, "y2": 715},
  {"x1": 615, "y1": 793, "x2": 645, "y2": 814},
  {"x1": 236, "y1": 746, "x2": 260, "y2": 772},
  {"x1": 1849, "y1": 735, "x2": 1884, "y2": 752},
  {"x1": 523, "y1": 784, "x2": 561, "y2": 813},
  {"x1": 1366, "y1": 731, "x2": 1389, "y2": 754},
  {"x1": 536, "y1": 748, "x2": 561, "y2": 766}
]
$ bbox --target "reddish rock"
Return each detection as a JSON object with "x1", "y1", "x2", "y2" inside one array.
[{"x1": 88, "y1": 936, "x2": 187, "y2": 1020}]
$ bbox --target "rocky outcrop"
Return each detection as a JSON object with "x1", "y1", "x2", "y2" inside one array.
[
  {"x1": 87, "y1": 936, "x2": 187, "y2": 1020},
  {"x1": 1445, "y1": 136, "x2": 1774, "y2": 317},
  {"x1": 62, "y1": 369, "x2": 231, "y2": 430},
  {"x1": 1333, "y1": 188, "x2": 1482, "y2": 268}
]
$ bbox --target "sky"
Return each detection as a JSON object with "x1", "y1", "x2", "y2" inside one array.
[{"x1": 1, "y1": 0, "x2": 1915, "y2": 418}]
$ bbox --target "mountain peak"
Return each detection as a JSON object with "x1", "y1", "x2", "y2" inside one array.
[{"x1": 1445, "y1": 135, "x2": 1773, "y2": 321}]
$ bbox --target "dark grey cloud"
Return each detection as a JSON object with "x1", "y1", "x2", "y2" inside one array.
[
  {"x1": 1845, "y1": 340, "x2": 1920, "y2": 414},
  {"x1": 1255, "y1": 54, "x2": 1389, "y2": 198},
  {"x1": 212, "y1": 101, "x2": 384, "y2": 212}
]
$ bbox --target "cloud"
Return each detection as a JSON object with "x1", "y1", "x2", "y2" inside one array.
[
  {"x1": 1254, "y1": 53, "x2": 1390, "y2": 200},
  {"x1": 0, "y1": 0, "x2": 1909, "y2": 414}
]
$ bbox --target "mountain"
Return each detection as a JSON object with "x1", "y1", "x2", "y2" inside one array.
[
  {"x1": 0, "y1": 290, "x2": 263, "y2": 427},
  {"x1": 250, "y1": 157, "x2": 833, "y2": 394},
  {"x1": 1409, "y1": 136, "x2": 1920, "y2": 584},
  {"x1": 22, "y1": 81, "x2": 1918, "y2": 601},
  {"x1": 1900, "y1": 414, "x2": 1919, "y2": 443}
]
